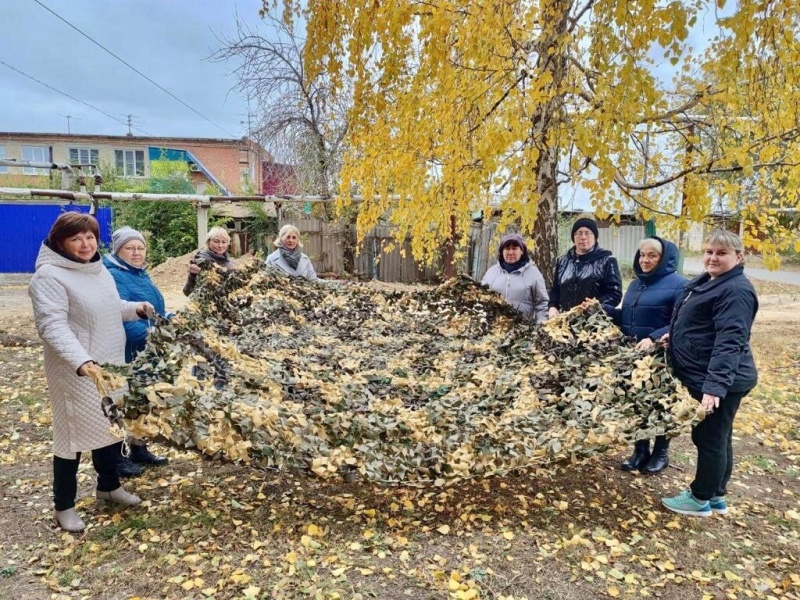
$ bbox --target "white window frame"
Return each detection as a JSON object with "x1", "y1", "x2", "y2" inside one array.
[
  {"x1": 22, "y1": 145, "x2": 51, "y2": 175},
  {"x1": 114, "y1": 148, "x2": 146, "y2": 177},
  {"x1": 0, "y1": 145, "x2": 6, "y2": 173},
  {"x1": 69, "y1": 147, "x2": 100, "y2": 168}
]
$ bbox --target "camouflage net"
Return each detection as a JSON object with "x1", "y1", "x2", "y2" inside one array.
[{"x1": 108, "y1": 258, "x2": 700, "y2": 484}]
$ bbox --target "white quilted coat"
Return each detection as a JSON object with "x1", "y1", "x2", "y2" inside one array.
[{"x1": 29, "y1": 243, "x2": 140, "y2": 459}]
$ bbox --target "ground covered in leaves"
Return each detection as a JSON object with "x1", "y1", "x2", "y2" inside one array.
[{"x1": 0, "y1": 274, "x2": 799, "y2": 600}]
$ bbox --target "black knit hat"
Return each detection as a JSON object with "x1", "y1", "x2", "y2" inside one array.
[{"x1": 571, "y1": 218, "x2": 599, "y2": 241}]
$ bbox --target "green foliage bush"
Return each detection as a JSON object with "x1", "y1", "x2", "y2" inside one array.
[{"x1": 99, "y1": 160, "x2": 225, "y2": 265}]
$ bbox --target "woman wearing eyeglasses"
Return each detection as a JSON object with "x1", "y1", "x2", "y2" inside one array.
[
  {"x1": 548, "y1": 217, "x2": 623, "y2": 317},
  {"x1": 103, "y1": 227, "x2": 169, "y2": 477}
]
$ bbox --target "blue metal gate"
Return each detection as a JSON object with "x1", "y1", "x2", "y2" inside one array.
[{"x1": 0, "y1": 204, "x2": 113, "y2": 273}]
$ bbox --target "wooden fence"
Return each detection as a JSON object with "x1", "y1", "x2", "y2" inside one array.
[
  {"x1": 281, "y1": 219, "x2": 442, "y2": 283},
  {"x1": 279, "y1": 218, "x2": 649, "y2": 283}
]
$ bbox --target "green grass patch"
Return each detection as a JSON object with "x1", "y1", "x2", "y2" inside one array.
[
  {"x1": 16, "y1": 393, "x2": 44, "y2": 407},
  {"x1": 56, "y1": 567, "x2": 79, "y2": 588},
  {"x1": 0, "y1": 566, "x2": 18, "y2": 578},
  {"x1": 748, "y1": 455, "x2": 779, "y2": 472}
]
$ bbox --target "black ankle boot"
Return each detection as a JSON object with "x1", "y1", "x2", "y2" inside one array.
[
  {"x1": 621, "y1": 440, "x2": 651, "y2": 472},
  {"x1": 641, "y1": 436, "x2": 670, "y2": 474},
  {"x1": 130, "y1": 443, "x2": 168, "y2": 466},
  {"x1": 117, "y1": 455, "x2": 145, "y2": 478}
]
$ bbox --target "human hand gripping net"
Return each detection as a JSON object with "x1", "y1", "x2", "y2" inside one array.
[{"x1": 100, "y1": 259, "x2": 701, "y2": 484}]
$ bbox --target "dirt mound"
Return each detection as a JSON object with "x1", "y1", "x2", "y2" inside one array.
[
  {"x1": 150, "y1": 252, "x2": 256, "y2": 305},
  {"x1": 149, "y1": 251, "x2": 196, "y2": 295}
]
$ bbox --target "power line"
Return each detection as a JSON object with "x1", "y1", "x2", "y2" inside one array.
[
  {"x1": 33, "y1": 0, "x2": 238, "y2": 138},
  {"x1": 0, "y1": 58, "x2": 151, "y2": 135}
]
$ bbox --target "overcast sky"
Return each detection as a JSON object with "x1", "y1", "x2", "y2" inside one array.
[
  {"x1": 1, "y1": 1, "x2": 726, "y2": 213},
  {"x1": 0, "y1": 0, "x2": 268, "y2": 140}
]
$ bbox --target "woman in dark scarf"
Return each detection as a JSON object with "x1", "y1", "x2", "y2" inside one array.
[
  {"x1": 480, "y1": 233, "x2": 549, "y2": 322},
  {"x1": 183, "y1": 226, "x2": 236, "y2": 295},
  {"x1": 265, "y1": 224, "x2": 318, "y2": 280}
]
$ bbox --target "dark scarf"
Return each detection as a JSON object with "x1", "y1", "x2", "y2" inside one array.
[
  {"x1": 500, "y1": 253, "x2": 530, "y2": 273},
  {"x1": 196, "y1": 248, "x2": 232, "y2": 268},
  {"x1": 279, "y1": 244, "x2": 302, "y2": 270}
]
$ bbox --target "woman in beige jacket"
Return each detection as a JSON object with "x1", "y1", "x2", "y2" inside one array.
[{"x1": 29, "y1": 212, "x2": 151, "y2": 532}]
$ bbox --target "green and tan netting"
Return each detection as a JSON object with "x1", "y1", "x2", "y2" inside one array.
[{"x1": 105, "y1": 259, "x2": 700, "y2": 484}]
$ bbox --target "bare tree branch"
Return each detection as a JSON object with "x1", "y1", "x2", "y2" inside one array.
[{"x1": 211, "y1": 10, "x2": 350, "y2": 213}]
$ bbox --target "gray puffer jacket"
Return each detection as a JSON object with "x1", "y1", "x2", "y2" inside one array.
[
  {"x1": 266, "y1": 249, "x2": 318, "y2": 280},
  {"x1": 481, "y1": 261, "x2": 549, "y2": 323}
]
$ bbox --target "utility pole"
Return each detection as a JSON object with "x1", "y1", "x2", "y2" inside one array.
[{"x1": 126, "y1": 114, "x2": 134, "y2": 137}]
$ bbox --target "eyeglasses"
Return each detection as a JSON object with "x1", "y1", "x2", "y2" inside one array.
[
  {"x1": 122, "y1": 246, "x2": 146, "y2": 253},
  {"x1": 574, "y1": 231, "x2": 595, "y2": 238}
]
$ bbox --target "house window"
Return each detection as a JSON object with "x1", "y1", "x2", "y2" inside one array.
[
  {"x1": 69, "y1": 147, "x2": 100, "y2": 167},
  {"x1": 114, "y1": 149, "x2": 145, "y2": 176},
  {"x1": 0, "y1": 145, "x2": 6, "y2": 173},
  {"x1": 22, "y1": 145, "x2": 51, "y2": 175}
]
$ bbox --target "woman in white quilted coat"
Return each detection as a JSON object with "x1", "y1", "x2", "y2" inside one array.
[{"x1": 29, "y1": 212, "x2": 153, "y2": 532}]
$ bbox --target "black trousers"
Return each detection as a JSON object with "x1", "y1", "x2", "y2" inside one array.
[
  {"x1": 53, "y1": 441, "x2": 122, "y2": 511},
  {"x1": 689, "y1": 389, "x2": 748, "y2": 501}
]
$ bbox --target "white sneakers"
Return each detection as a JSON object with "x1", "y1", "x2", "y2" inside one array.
[
  {"x1": 54, "y1": 508, "x2": 86, "y2": 532},
  {"x1": 95, "y1": 486, "x2": 142, "y2": 505}
]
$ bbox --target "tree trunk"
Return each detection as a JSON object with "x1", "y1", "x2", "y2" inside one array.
[
  {"x1": 341, "y1": 222, "x2": 357, "y2": 275},
  {"x1": 532, "y1": 148, "x2": 559, "y2": 288},
  {"x1": 441, "y1": 213, "x2": 458, "y2": 280},
  {"x1": 529, "y1": 0, "x2": 569, "y2": 288}
]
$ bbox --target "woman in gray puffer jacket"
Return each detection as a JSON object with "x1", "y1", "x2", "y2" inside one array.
[
  {"x1": 266, "y1": 224, "x2": 318, "y2": 280},
  {"x1": 481, "y1": 233, "x2": 549, "y2": 323}
]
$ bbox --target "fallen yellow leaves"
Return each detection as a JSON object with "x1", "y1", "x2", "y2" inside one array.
[{"x1": 2, "y1": 309, "x2": 800, "y2": 600}]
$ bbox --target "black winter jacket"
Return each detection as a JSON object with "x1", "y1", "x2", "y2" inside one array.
[
  {"x1": 183, "y1": 248, "x2": 235, "y2": 296},
  {"x1": 549, "y1": 245, "x2": 623, "y2": 311},
  {"x1": 606, "y1": 237, "x2": 687, "y2": 341},
  {"x1": 668, "y1": 264, "x2": 758, "y2": 398}
]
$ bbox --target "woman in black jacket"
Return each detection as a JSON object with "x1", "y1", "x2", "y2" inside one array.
[
  {"x1": 606, "y1": 237, "x2": 687, "y2": 474},
  {"x1": 183, "y1": 226, "x2": 236, "y2": 296},
  {"x1": 660, "y1": 230, "x2": 758, "y2": 517},
  {"x1": 548, "y1": 218, "x2": 622, "y2": 317}
]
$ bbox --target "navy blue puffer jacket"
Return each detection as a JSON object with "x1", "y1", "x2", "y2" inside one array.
[
  {"x1": 668, "y1": 264, "x2": 758, "y2": 398},
  {"x1": 606, "y1": 237, "x2": 687, "y2": 341},
  {"x1": 549, "y1": 245, "x2": 622, "y2": 311},
  {"x1": 103, "y1": 254, "x2": 166, "y2": 362}
]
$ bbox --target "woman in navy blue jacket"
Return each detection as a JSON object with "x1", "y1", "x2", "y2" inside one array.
[
  {"x1": 661, "y1": 230, "x2": 758, "y2": 517},
  {"x1": 103, "y1": 227, "x2": 169, "y2": 476},
  {"x1": 606, "y1": 237, "x2": 687, "y2": 474}
]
